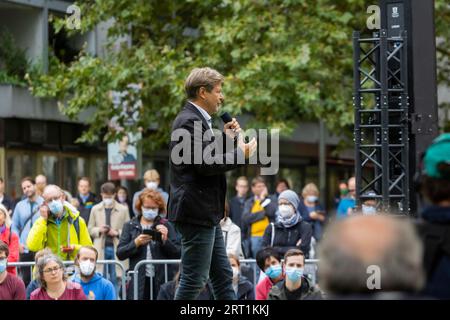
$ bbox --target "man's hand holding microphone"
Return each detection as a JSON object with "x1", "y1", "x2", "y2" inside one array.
[{"x1": 221, "y1": 112, "x2": 257, "y2": 159}]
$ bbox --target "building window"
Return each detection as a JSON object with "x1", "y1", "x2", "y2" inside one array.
[{"x1": 63, "y1": 156, "x2": 89, "y2": 196}]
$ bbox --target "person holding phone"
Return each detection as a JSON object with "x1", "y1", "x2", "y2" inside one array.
[
  {"x1": 117, "y1": 189, "x2": 180, "y2": 300},
  {"x1": 26, "y1": 185, "x2": 93, "y2": 261}
]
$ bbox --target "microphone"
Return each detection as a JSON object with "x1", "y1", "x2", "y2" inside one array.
[
  {"x1": 220, "y1": 112, "x2": 233, "y2": 124},
  {"x1": 220, "y1": 112, "x2": 248, "y2": 142}
]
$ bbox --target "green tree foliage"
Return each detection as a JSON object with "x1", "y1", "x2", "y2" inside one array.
[
  {"x1": 27, "y1": 0, "x2": 449, "y2": 151},
  {"x1": 0, "y1": 28, "x2": 29, "y2": 86},
  {"x1": 435, "y1": 0, "x2": 450, "y2": 131}
]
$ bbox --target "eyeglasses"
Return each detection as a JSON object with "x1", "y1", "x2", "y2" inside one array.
[{"x1": 43, "y1": 266, "x2": 62, "y2": 274}]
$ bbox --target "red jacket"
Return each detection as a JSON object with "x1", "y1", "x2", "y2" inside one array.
[
  {"x1": 256, "y1": 276, "x2": 275, "y2": 300},
  {"x1": 0, "y1": 227, "x2": 19, "y2": 275}
]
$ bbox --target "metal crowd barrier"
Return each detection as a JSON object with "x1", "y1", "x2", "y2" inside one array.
[
  {"x1": 8, "y1": 260, "x2": 127, "y2": 300},
  {"x1": 130, "y1": 259, "x2": 319, "y2": 300}
]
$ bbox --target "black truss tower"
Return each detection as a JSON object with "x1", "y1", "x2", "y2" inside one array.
[{"x1": 353, "y1": 29, "x2": 410, "y2": 215}]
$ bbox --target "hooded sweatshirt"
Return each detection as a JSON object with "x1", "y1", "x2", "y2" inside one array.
[{"x1": 72, "y1": 272, "x2": 116, "y2": 300}]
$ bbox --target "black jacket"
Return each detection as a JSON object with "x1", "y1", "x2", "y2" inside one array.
[
  {"x1": 416, "y1": 205, "x2": 450, "y2": 299},
  {"x1": 76, "y1": 192, "x2": 99, "y2": 224},
  {"x1": 241, "y1": 196, "x2": 278, "y2": 240},
  {"x1": 168, "y1": 102, "x2": 243, "y2": 227},
  {"x1": 235, "y1": 275, "x2": 255, "y2": 300},
  {"x1": 261, "y1": 219, "x2": 312, "y2": 258},
  {"x1": 1, "y1": 195, "x2": 15, "y2": 213},
  {"x1": 268, "y1": 277, "x2": 322, "y2": 300},
  {"x1": 116, "y1": 216, "x2": 181, "y2": 300},
  {"x1": 157, "y1": 280, "x2": 214, "y2": 300},
  {"x1": 229, "y1": 195, "x2": 249, "y2": 229}
]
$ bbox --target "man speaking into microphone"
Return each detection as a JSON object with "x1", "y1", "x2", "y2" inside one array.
[{"x1": 168, "y1": 67, "x2": 257, "y2": 300}]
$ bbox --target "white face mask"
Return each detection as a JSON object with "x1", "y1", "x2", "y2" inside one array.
[
  {"x1": 103, "y1": 198, "x2": 113, "y2": 207},
  {"x1": 306, "y1": 195, "x2": 318, "y2": 203},
  {"x1": 79, "y1": 260, "x2": 96, "y2": 276},
  {"x1": 278, "y1": 204, "x2": 295, "y2": 218},
  {"x1": 146, "y1": 182, "x2": 158, "y2": 190},
  {"x1": 232, "y1": 267, "x2": 239, "y2": 280}
]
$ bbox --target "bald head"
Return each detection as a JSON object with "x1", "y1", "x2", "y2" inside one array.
[
  {"x1": 35, "y1": 175, "x2": 47, "y2": 196},
  {"x1": 318, "y1": 215, "x2": 424, "y2": 295},
  {"x1": 35, "y1": 175, "x2": 47, "y2": 185},
  {"x1": 42, "y1": 184, "x2": 64, "y2": 202}
]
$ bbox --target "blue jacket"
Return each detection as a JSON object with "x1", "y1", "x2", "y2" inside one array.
[
  {"x1": 336, "y1": 197, "x2": 355, "y2": 219},
  {"x1": 419, "y1": 205, "x2": 450, "y2": 299},
  {"x1": 26, "y1": 279, "x2": 40, "y2": 300},
  {"x1": 72, "y1": 272, "x2": 116, "y2": 300},
  {"x1": 11, "y1": 196, "x2": 44, "y2": 251},
  {"x1": 298, "y1": 200, "x2": 326, "y2": 241}
]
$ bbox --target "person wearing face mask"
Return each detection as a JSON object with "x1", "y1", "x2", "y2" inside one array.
[
  {"x1": 132, "y1": 169, "x2": 169, "y2": 217},
  {"x1": 268, "y1": 249, "x2": 322, "y2": 300},
  {"x1": 298, "y1": 183, "x2": 326, "y2": 242},
  {"x1": 0, "y1": 240, "x2": 26, "y2": 300},
  {"x1": 228, "y1": 253, "x2": 254, "y2": 300},
  {"x1": 116, "y1": 186, "x2": 134, "y2": 219},
  {"x1": 334, "y1": 181, "x2": 349, "y2": 209},
  {"x1": 117, "y1": 189, "x2": 180, "y2": 300},
  {"x1": 261, "y1": 190, "x2": 312, "y2": 258},
  {"x1": 26, "y1": 184, "x2": 93, "y2": 261},
  {"x1": 360, "y1": 190, "x2": 378, "y2": 215},
  {"x1": 72, "y1": 246, "x2": 116, "y2": 300},
  {"x1": 255, "y1": 247, "x2": 283, "y2": 300},
  {"x1": 0, "y1": 204, "x2": 19, "y2": 276},
  {"x1": 88, "y1": 182, "x2": 130, "y2": 293}
]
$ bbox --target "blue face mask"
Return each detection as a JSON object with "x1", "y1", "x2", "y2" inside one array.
[
  {"x1": 306, "y1": 196, "x2": 318, "y2": 203},
  {"x1": 142, "y1": 208, "x2": 158, "y2": 221},
  {"x1": 285, "y1": 267, "x2": 304, "y2": 283},
  {"x1": 362, "y1": 205, "x2": 377, "y2": 215},
  {"x1": 0, "y1": 258, "x2": 7, "y2": 273},
  {"x1": 265, "y1": 264, "x2": 282, "y2": 279},
  {"x1": 48, "y1": 200, "x2": 64, "y2": 216}
]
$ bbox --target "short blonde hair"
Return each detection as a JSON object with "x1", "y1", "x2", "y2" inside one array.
[
  {"x1": 143, "y1": 169, "x2": 160, "y2": 182},
  {"x1": 185, "y1": 67, "x2": 224, "y2": 99},
  {"x1": 302, "y1": 183, "x2": 319, "y2": 197}
]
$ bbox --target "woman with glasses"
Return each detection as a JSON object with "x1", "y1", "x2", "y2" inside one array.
[{"x1": 30, "y1": 253, "x2": 86, "y2": 300}]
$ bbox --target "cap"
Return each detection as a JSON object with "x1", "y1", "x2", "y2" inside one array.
[{"x1": 424, "y1": 133, "x2": 450, "y2": 179}]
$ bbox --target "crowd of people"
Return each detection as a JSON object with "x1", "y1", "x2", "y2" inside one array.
[{"x1": 0, "y1": 133, "x2": 450, "y2": 300}]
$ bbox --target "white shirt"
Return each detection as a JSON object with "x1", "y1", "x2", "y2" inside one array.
[{"x1": 189, "y1": 101, "x2": 213, "y2": 132}]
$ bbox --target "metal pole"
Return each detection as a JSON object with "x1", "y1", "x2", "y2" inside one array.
[
  {"x1": 319, "y1": 120, "x2": 326, "y2": 208},
  {"x1": 353, "y1": 31, "x2": 362, "y2": 208},
  {"x1": 400, "y1": 30, "x2": 410, "y2": 216},
  {"x1": 380, "y1": 29, "x2": 390, "y2": 212}
]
